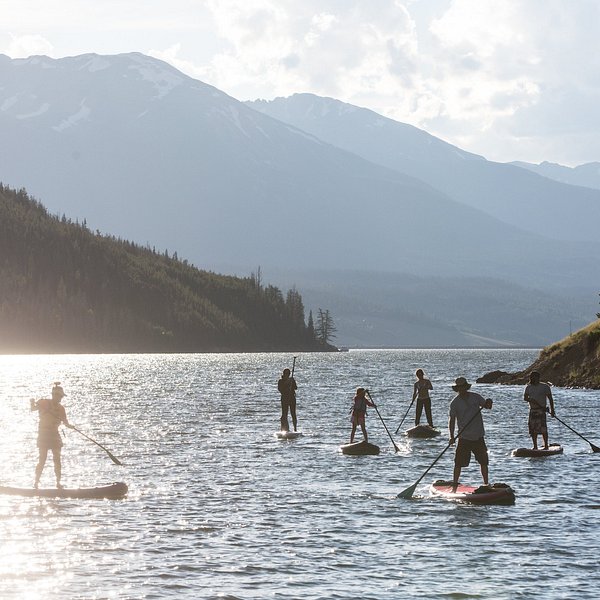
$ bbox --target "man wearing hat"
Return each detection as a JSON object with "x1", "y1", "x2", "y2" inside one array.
[
  {"x1": 30, "y1": 382, "x2": 74, "y2": 489},
  {"x1": 448, "y1": 377, "x2": 493, "y2": 491}
]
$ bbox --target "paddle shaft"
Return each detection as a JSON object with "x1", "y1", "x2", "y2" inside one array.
[
  {"x1": 366, "y1": 391, "x2": 400, "y2": 452},
  {"x1": 394, "y1": 398, "x2": 416, "y2": 434},
  {"x1": 550, "y1": 412, "x2": 600, "y2": 453},
  {"x1": 398, "y1": 405, "x2": 484, "y2": 499},
  {"x1": 70, "y1": 425, "x2": 123, "y2": 465}
]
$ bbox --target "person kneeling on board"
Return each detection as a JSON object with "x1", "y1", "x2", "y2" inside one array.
[
  {"x1": 31, "y1": 382, "x2": 74, "y2": 489},
  {"x1": 448, "y1": 377, "x2": 493, "y2": 492},
  {"x1": 278, "y1": 368, "x2": 298, "y2": 432},
  {"x1": 350, "y1": 387, "x2": 376, "y2": 443}
]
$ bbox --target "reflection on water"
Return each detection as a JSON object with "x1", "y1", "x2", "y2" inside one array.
[{"x1": 1, "y1": 350, "x2": 600, "y2": 599}]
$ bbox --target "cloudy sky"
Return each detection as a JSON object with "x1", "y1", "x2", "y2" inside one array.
[{"x1": 1, "y1": 0, "x2": 599, "y2": 166}]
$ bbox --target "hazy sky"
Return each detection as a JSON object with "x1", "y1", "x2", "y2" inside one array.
[{"x1": 2, "y1": 0, "x2": 599, "y2": 166}]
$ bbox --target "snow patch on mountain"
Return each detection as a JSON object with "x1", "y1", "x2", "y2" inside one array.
[
  {"x1": 17, "y1": 102, "x2": 50, "y2": 120},
  {"x1": 126, "y1": 54, "x2": 183, "y2": 99},
  {"x1": 52, "y1": 100, "x2": 91, "y2": 132}
]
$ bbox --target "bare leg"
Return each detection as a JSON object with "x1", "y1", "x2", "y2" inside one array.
[
  {"x1": 452, "y1": 465, "x2": 461, "y2": 492},
  {"x1": 360, "y1": 423, "x2": 368, "y2": 443},
  {"x1": 350, "y1": 423, "x2": 357, "y2": 443},
  {"x1": 35, "y1": 448, "x2": 48, "y2": 488},
  {"x1": 53, "y1": 448, "x2": 63, "y2": 488},
  {"x1": 481, "y1": 464, "x2": 489, "y2": 486},
  {"x1": 532, "y1": 434, "x2": 538, "y2": 450},
  {"x1": 542, "y1": 432, "x2": 549, "y2": 449}
]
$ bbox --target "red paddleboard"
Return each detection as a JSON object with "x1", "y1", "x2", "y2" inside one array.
[{"x1": 430, "y1": 480, "x2": 515, "y2": 505}]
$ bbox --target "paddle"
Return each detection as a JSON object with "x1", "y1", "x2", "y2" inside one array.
[
  {"x1": 366, "y1": 390, "x2": 401, "y2": 453},
  {"x1": 394, "y1": 398, "x2": 416, "y2": 434},
  {"x1": 69, "y1": 424, "x2": 123, "y2": 465},
  {"x1": 397, "y1": 405, "x2": 485, "y2": 499},
  {"x1": 548, "y1": 410, "x2": 600, "y2": 453}
]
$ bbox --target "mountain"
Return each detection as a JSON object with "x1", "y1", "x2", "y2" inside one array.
[
  {"x1": 0, "y1": 184, "x2": 326, "y2": 353},
  {"x1": 511, "y1": 161, "x2": 600, "y2": 191},
  {"x1": 1, "y1": 53, "x2": 598, "y2": 285},
  {"x1": 1, "y1": 53, "x2": 598, "y2": 348},
  {"x1": 247, "y1": 93, "x2": 600, "y2": 244}
]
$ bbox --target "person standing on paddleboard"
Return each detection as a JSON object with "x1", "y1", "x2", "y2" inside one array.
[
  {"x1": 31, "y1": 382, "x2": 74, "y2": 489},
  {"x1": 350, "y1": 387, "x2": 376, "y2": 443},
  {"x1": 278, "y1": 368, "x2": 298, "y2": 432},
  {"x1": 448, "y1": 377, "x2": 493, "y2": 492},
  {"x1": 524, "y1": 370, "x2": 556, "y2": 450},
  {"x1": 412, "y1": 369, "x2": 434, "y2": 427}
]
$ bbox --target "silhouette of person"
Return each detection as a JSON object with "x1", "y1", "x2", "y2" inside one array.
[
  {"x1": 278, "y1": 368, "x2": 298, "y2": 432},
  {"x1": 31, "y1": 382, "x2": 73, "y2": 488},
  {"x1": 350, "y1": 387, "x2": 376, "y2": 443},
  {"x1": 412, "y1": 368, "x2": 434, "y2": 427}
]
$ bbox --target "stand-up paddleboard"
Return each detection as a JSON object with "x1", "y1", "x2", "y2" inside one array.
[
  {"x1": 512, "y1": 444, "x2": 563, "y2": 457},
  {"x1": 405, "y1": 425, "x2": 441, "y2": 438},
  {"x1": 430, "y1": 480, "x2": 515, "y2": 505},
  {"x1": 0, "y1": 482, "x2": 128, "y2": 500},
  {"x1": 340, "y1": 440, "x2": 380, "y2": 455},
  {"x1": 275, "y1": 431, "x2": 303, "y2": 440}
]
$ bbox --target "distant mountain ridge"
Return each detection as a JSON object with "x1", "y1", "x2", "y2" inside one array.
[
  {"x1": 247, "y1": 93, "x2": 600, "y2": 243},
  {"x1": 0, "y1": 52, "x2": 598, "y2": 347},
  {"x1": 1, "y1": 52, "x2": 597, "y2": 285},
  {"x1": 510, "y1": 160, "x2": 600, "y2": 191}
]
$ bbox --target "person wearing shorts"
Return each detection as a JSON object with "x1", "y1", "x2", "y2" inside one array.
[
  {"x1": 524, "y1": 371, "x2": 556, "y2": 450},
  {"x1": 448, "y1": 377, "x2": 493, "y2": 491},
  {"x1": 31, "y1": 382, "x2": 73, "y2": 489},
  {"x1": 350, "y1": 387, "x2": 375, "y2": 443}
]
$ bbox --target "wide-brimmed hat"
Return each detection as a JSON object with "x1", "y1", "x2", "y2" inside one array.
[{"x1": 452, "y1": 377, "x2": 472, "y2": 391}]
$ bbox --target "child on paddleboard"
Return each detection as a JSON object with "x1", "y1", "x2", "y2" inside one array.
[{"x1": 350, "y1": 387, "x2": 376, "y2": 443}]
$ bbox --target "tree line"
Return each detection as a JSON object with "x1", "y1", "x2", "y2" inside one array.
[{"x1": 0, "y1": 184, "x2": 337, "y2": 353}]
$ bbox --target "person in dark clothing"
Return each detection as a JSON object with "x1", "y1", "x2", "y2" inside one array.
[{"x1": 278, "y1": 368, "x2": 298, "y2": 432}]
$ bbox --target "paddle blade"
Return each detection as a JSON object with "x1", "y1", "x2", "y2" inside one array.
[
  {"x1": 591, "y1": 443, "x2": 600, "y2": 453},
  {"x1": 397, "y1": 483, "x2": 418, "y2": 500},
  {"x1": 107, "y1": 452, "x2": 123, "y2": 466}
]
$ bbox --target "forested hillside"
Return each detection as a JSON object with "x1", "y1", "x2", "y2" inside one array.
[{"x1": 0, "y1": 185, "x2": 327, "y2": 353}]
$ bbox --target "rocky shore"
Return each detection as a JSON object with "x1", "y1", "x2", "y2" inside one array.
[{"x1": 477, "y1": 320, "x2": 600, "y2": 389}]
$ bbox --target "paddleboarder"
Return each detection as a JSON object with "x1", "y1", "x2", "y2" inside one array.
[
  {"x1": 412, "y1": 368, "x2": 434, "y2": 427},
  {"x1": 350, "y1": 387, "x2": 376, "y2": 443},
  {"x1": 30, "y1": 382, "x2": 74, "y2": 489},
  {"x1": 523, "y1": 370, "x2": 556, "y2": 450},
  {"x1": 278, "y1": 368, "x2": 298, "y2": 432},
  {"x1": 448, "y1": 377, "x2": 493, "y2": 492}
]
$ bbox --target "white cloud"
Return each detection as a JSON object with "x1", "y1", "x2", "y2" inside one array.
[{"x1": 6, "y1": 33, "x2": 54, "y2": 57}]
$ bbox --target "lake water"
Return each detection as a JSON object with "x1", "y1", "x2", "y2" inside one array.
[{"x1": 1, "y1": 349, "x2": 599, "y2": 599}]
